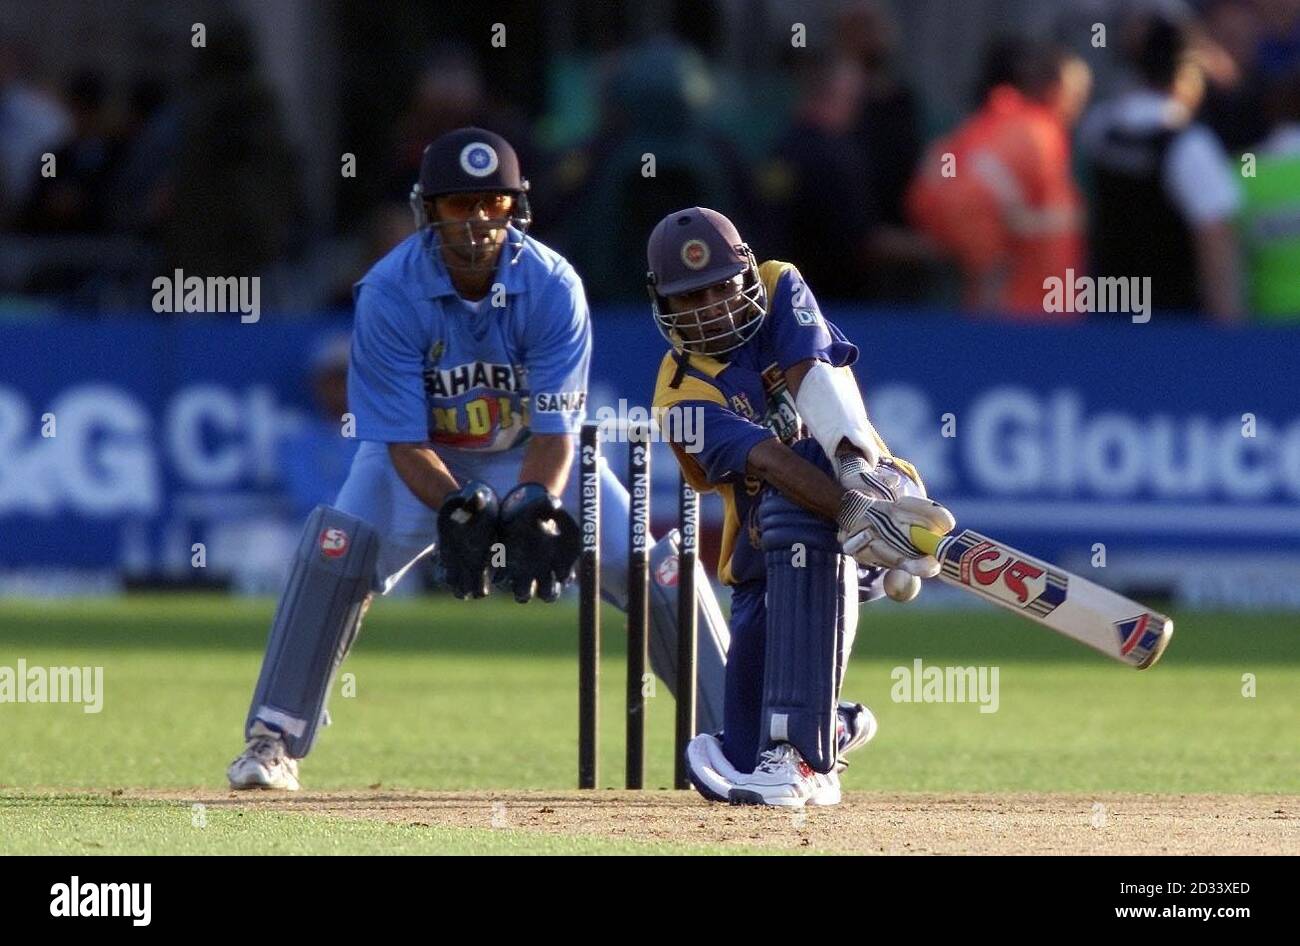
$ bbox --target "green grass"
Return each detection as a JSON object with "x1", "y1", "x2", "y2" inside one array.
[
  {"x1": 0, "y1": 794, "x2": 739, "y2": 855},
  {"x1": 1, "y1": 594, "x2": 1297, "y2": 853}
]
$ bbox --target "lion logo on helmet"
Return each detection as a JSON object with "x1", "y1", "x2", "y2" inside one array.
[{"x1": 680, "y1": 238, "x2": 710, "y2": 270}]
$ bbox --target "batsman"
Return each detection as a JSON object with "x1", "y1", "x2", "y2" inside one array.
[
  {"x1": 649, "y1": 208, "x2": 956, "y2": 806},
  {"x1": 227, "y1": 129, "x2": 730, "y2": 790}
]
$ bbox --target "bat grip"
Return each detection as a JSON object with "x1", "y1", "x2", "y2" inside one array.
[{"x1": 909, "y1": 524, "x2": 943, "y2": 556}]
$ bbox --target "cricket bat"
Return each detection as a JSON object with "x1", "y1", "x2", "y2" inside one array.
[{"x1": 909, "y1": 526, "x2": 1174, "y2": 670}]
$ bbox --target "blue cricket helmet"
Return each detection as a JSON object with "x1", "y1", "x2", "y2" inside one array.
[
  {"x1": 646, "y1": 207, "x2": 767, "y2": 355},
  {"x1": 409, "y1": 127, "x2": 532, "y2": 271}
]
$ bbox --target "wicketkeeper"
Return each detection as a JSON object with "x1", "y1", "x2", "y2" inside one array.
[
  {"x1": 228, "y1": 129, "x2": 730, "y2": 790},
  {"x1": 649, "y1": 207, "x2": 956, "y2": 806}
]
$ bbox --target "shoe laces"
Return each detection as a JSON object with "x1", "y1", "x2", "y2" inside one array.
[
  {"x1": 246, "y1": 733, "x2": 285, "y2": 765},
  {"x1": 755, "y1": 744, "x2": 799, "y2": 775}
]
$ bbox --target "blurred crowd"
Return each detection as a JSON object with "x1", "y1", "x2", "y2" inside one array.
[
  {"x1": 0, "y1": 21, "x2": 301, "y2": 311},
  {"x1": 2, "y1": 0, "x2": 1300, "y2": 322},
  {"x1": 906, "y1": 3, "x2": 1300, "y2": 323}
]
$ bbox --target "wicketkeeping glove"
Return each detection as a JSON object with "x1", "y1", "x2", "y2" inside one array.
[
  {"x1": 497, "y1": 483, "x2": 581, "y2": 603},
  {"x1": 436, "y1": 481, "x2": 501, "y2": 599}
]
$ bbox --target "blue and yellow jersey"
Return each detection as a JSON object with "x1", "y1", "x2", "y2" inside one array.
[{"x1": 652, "y1": 261, "x2": 915, "y2": 585}]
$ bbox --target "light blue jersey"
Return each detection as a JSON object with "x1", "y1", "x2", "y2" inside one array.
[
  {"x1": 349, "y1": 226, "x2": 590, "y2": 451},
  {"x1": 337, "y1": 227, "x2": 604, "y2": 593}
]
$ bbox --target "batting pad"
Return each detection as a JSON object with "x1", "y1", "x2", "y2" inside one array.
[
  {"x1": 759, "y1": 492, "x2": 847, "y2": 774},
  {"x1": 247, "y1": 504, "x2": 380, "y2": 757}
]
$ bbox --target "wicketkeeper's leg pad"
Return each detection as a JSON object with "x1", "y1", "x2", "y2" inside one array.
[
  {"x1": 246, "y1": 505, "x2": 380, "y2": 758},
  {"x1": 647, "y1": 531, "x2": 730, "y2": 735}
]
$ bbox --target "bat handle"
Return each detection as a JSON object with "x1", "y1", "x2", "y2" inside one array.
[{"x1": 909, "y1": 525, "x2": 943, "y2": 556}]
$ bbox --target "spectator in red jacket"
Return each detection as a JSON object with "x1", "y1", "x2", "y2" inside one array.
[{"x1": 908, "y1": 38, "x2": 1091, "y2": 318}]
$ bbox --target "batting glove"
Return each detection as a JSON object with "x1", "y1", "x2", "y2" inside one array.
[{"x1": 837, "y1": 491, "x2": 955, "y2": 578}]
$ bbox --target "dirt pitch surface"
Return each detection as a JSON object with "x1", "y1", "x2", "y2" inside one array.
[{"x1": 131, "y1": 790, "x2": 1299, "y2": 855}]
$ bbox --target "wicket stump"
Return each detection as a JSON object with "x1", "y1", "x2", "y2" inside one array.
[{"x1": 578, "y1": 420, "x2": 699, "y2": 790}]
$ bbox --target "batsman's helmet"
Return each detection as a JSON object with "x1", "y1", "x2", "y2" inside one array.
[
  {"x1": 409, "y1": 126, "x2": 532, "y2": 270},
  {"x1": 646, "y1": 207, "x2": 767, "y2": 355}
]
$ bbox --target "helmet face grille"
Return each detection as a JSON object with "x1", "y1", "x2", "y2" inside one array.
[
  {"x1": 429, "y1": 214, "x2": 526, "y2": 272},
  {"x1": 410, "y1": 186, "x2": 533, "y2": 274},
  {"x1": 651, "y1": 249, "x2": 768, "y2": 356}
]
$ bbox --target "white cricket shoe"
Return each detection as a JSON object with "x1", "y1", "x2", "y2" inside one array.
[
  {"x1": 227, "y1": 721, "x2": 301, "y2": 791},
  {"x1": 835, "y1": 700, "x2": 878, "y2": 773},
  {"x1": 728, "y1": 743, "x2": 840, "y2": 808},
  {"x1": 807, "y1": 768, "x2": 842, "y2": 807},
  {"x1": 685, "y1": 732, "x2": 743, "y2": 802},
  {"x1": 685, "y1": 709, "x2": 869, "y2": 805}
]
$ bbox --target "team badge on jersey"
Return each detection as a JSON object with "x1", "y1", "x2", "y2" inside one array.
[
  {"x1": 681, "y1": 238, "x2": 710, "y2": 270},
  {"x1": 459, "y1": 142, "x2": 499, "y2": 177}
]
